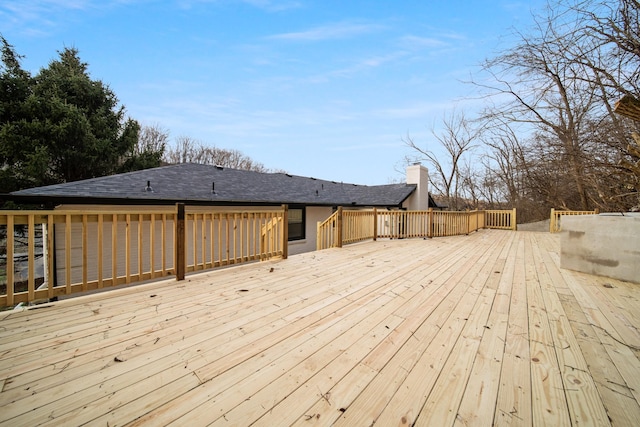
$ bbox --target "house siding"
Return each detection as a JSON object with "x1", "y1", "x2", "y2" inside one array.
[{"x1": 288, "y1": 206, "x2": 334, "y2": 255}]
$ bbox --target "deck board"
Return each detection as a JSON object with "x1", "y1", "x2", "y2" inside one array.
[
  {"x1": 1, "y1": 230, "x2": 639, "y2": 426},
  {"x1": 532, "y1": 234, "x2": 609, "y2": 425}
]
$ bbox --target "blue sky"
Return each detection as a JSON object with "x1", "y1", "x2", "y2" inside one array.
[{"x1": 1, "y1": 0, "x2": 545, "y2": 185}]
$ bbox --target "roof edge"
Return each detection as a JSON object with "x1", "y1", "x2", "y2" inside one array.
[{"x1": 3, "y1": 194, "x2": 409, "y2": 209}]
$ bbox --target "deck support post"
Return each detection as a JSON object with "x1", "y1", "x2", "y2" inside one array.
[
  {"x1": 176, "y1": 203, "x2": 186, "y2": 281},
  {"x1": 336, "y1": 206, "x2": 343, "y2": 248},
  {"x1": 373, "y1": 207, "x2": 378, "y2": 241},
  {"x1": 465, "y1": 209, "x2": 470, "y2": 235},
  {"x1": 281, "y1": 204, "x2": 288, "y2": 259}
]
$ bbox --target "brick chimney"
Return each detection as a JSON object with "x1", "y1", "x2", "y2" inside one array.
[{"x1": 405, "y1": 163, "x2": 429, "y2": 210}]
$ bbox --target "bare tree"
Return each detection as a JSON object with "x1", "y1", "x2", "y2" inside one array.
[
  {"x1": 399, "y1": 1, "x2": 640, "y2": 214},
  {"x1": 117, "y1": 123, "x2": 167, "y2": 172},
  {"x1": 480, "y1": 123, "x2": 526, "y2": 206},
  {"x1": 136, "y1": 124, "x2": 169, "y2": 156},
  {"x1": 576, "y1": 0, "x2": 640, "y2": 90},
  {"x1": 457, "y1": 160, "x2": 483, "y2": 209},
  {"x1": 472, "y1": 0, "x2": 640, "y2": 211},
  {"x1": 164, "y1": 136, "x2": 272, "y2": 172},
  {"x1": 480, "y1": 13, "x2": 601, "y2": 209},
  {"x1": 164, "y1": 136, "x2": 198, "y2": 164},
  {"x1": 573, "y1": 0, "x2": 640, "y2": 209},
  {"x1": 398, "y1": 1, "x2": 640, "y2": 215},
  {"x1": 404, "y1": 111, "x2": 480, "y2": 210}
]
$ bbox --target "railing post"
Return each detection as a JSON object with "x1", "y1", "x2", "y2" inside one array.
[
  {"x1": 550, "y1": 208, "x2": 555, "y2": 233},
  {"x1": 465, "y1": 210, "x2": 470, "y2": 235},
  {"x1": 28, "y1": 214, "x2": 35, "y2": 301},
  {"x1": 373, "y1": 207, "x2": 378, "y2": 241},
  {"x1": 176, "y1": 203, "x2": 186, "y2": 281},
  {"x1": 428, "y1": 208, "x2": 433, "y2": 239},
  {"x1": 6, "y1": 214, "x2": 14, "y2": 307},
  {"x1": 47, "y1": 215, "x2": 55, "y2": 297},
  {"x1": 336, "y1": 206, "x2": 343, "y2": 248},
  {"x1": 281, "y1": 204, "x2": 288, "y2": 259},
  {"x1": 512, "y1": 208, "x2": 517, "y2": 231}
]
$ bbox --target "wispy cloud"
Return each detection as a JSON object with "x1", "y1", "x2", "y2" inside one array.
[
  {"x1": 0, "y1": 0, "x2": 118, "y2": 36},
  {"x1": 374, "y1": 101, "x2": 460, "y2": 120},
  {"x1": 328, "y1": 141, "x2": 400, "y2": 152},
  {"x1": 305, "y1": 51, "x2": 408, "y2": 83},
  {"x1": 176, "y1": 0, "x2": 301, "y2": 12},
  {"x1": 240, "y1": 0, "x2": 302, "y2": 12},
  {"x1": 0, "y1": 0, "x2": 97, "y2": 19},
  {"x1": 399, "y1": 35, "x2": 449, "y2": 49},
  {"x1": 268, "y1": 21, "x2": 385, "y2": 42}
]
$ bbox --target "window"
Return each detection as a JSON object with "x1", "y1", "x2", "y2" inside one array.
[{"x1": 288, "y1": 206, "x2": 305, "y2": 241}]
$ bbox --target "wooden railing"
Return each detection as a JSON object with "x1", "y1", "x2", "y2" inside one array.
[
  {"x1": 186, "y1": 207, "x2": 287, "y2": 273},
  {"x1": 316, "y1": 208, "x2": 342, "y2": 250},
  {"x1": 317, "y1": 208, "x2": 516, "y2": 250},
  {"x1": 485, "y1": 209, "x2": 516, "y2": 230},
  {"x1": 344, "y1": 209, "x2": 377, "y2": 244},
  {"x1": 262, "y1": 205, "x2": 288, "y2": 260},
  {"x1": 431, "y1": 210, "x2": 477, "y2": 237},
  {"x1": 377, "y1": 210, "x2": 431, "y2": 239},
  {"x1": 0, "y1": 205, "x2": 287, "y2": 307},
  {"x1": 316, "y1": 208, "x2": 381, "y2": 250},
  {"x1": 549, "y1": 208, "x2": 598, "y2": 233}
]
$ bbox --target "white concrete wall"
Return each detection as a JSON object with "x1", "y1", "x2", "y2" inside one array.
[
  {"x1": 288, "y1": 206, "x2": 334, "y2": 256},
  {"x1": 560, "y1": 213, "x2": 640, "y2": 284}
]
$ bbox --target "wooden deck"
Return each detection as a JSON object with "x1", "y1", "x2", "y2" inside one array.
[{"x1": 1, "y1": 230, "x2": 639, "y2": 426}]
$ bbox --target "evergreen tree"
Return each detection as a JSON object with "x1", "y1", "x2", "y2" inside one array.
[
  {"x1": 0, "y1": 36, "x2": 34, "y2": 193},
  {"x1": 0, "y1": 37, "x2": 163, "y2": 197}
]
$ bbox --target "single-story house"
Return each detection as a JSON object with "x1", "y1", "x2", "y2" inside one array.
[{"x1": 8, "y1": 162, "x2": 435, "y2": 256}]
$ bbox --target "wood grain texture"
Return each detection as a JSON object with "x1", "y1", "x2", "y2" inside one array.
[{"x1": 1, "y1": 230, "x2": 638, "y2": 426}]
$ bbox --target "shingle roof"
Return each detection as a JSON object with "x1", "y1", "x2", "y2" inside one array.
[{"x1": 10, "y1": 163, "x2": 416, "y2": 207}]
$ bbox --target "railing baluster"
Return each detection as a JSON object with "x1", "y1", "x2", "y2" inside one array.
[
  {"x1": 200, "y1": 213, "x2": 206, "y2": 269},
  {"x1": 65, "y1": 214, "x2": 72, "y2": 294},
  {"x1": 175, "y1": 204, "x2": 186, "y2": 281},
  {"x1": 138, "y1": 214, "x2": 143, "y2": 280},
  {"x1": 97, "y1": 214, "x2": 103, "y2": 288},
  {"x1": 161, "y1": 214, "x2": 167, "y2": 275},
  {"x1": 82, "y1": 214, "x2": 88, "y2": 291},
  {"x1": 47, "y1": 215, "x2": 55, "y2": 298},
  {"x1": 191, "y1": 212, "x2": 197, "y2": 271},
  {"x1": 150, "y1": 214, "x2": 156, "y2": 279},
  {"x1": 218, "y1": 212, "x2": 223, "y2": 264},
  {"x1": 211, "y1": 213, "x2": 216, "y2": 266},
  {"x1": 125, "y1": 213, "x2": 131, "y2": 284},
  {"x1": 27, "y1": 214, "x2": 35, "y2": 302},
  {"x1": 6, "y1": 215, "x2": 14, "y2": 306},
  {"x1": 112, "y1": 214, "x2": 117, "y2": 287}
]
